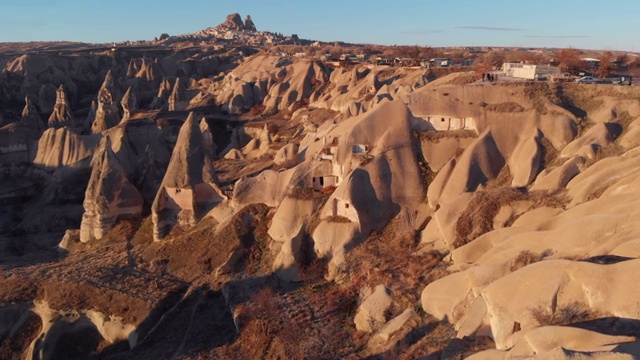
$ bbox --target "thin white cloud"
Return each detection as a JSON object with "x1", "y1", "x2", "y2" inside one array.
[
  {"x1": 524, "y1": 35, "x2": 591, "y2": 38},
  {"x1": 401, "y1": 28, "x2": 445, "y2": 34},
  {"x1": 457, "y1": 26, "x2": 526, "y2": 32}
]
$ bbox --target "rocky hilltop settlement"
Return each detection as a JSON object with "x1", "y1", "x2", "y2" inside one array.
[
  {"x1": 161, "y1": 12, "x2": 300, "y2": 47},
  {"x1": 2, "y1": 12, "x2": 640, "y2": 360}
]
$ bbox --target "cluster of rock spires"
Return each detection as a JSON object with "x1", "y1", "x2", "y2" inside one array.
[
  {"x1": 217, "y1": 13, "x2": 257, "y2": 32},
  {"x1": 6, "y1": 22, "x2": 640, "y2": 358}
]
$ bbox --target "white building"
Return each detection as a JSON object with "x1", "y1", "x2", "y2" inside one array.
[
  {"x1": 502, "y1": 63, "x2": 560, "y2": 80},
  {"x1": 581, "y1": 58, "x2": 601, "y2": 68}
]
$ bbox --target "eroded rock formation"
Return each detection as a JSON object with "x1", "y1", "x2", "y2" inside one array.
[
  {"x1": 20, "y1": 95, "x2": 45, "y2": 134},
  {"x1": 80, "y1": 137, "x2": 143, "y2": 242},
  {"x1": 91, "y1": 73, "x2": 121, "y2": 134},
  {"x1": 152, "y1": 112, "x2": 226, "y2": 240},
  {"x1": 47, "y1": 85, "x2": 73, "y2": 128},
  {"x1": 120, "y1": 87, "x2": 137, "y2": 122}
]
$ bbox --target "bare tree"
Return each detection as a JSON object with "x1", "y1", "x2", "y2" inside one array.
[
  {"x1": 616, "y1": 53, "x2": 630, "y2": 68},
  {"x1": 473, "y1": 50, "x2": 505, "y2": 72},
  {"x1": 598, "y1": 51, "x2": 614, "y2": 77},
  {"x1": 558, "y1": 48, "x2": 583, "y2": 74}
]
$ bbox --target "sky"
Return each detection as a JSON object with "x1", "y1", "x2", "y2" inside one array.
[{"x1": 0, "y1": 0, "x2": 638, "y2": 52}]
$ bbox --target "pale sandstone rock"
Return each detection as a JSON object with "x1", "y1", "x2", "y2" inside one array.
[
  {"x1": 560, "y1": 122, "x2": 622, "y2": 159},
  {"x1": 508, "y1": 129, "x2": 542, "y2": 188},
  {"x1": 354, "y1": 285, "x2": 393, "y2": 333},
  {"x1": 58, "y1": 229, "x2": 80, "y2": 250},
  {"x1": 91, "y1": 83, "x2": 121, "y2": 134},
  {"x1": 33, "y1": 127, "x2": 100, "y2": 169},
  {"x1": 268, "y1": 196, "x2": 321, "y2": 282},
  {"x1": 368, "y1": 308, "x2": 419, "y2": 345},
  {"x1": 168, "y1": 77, "x2": 186, "y2": 111},
  {"x1": 531, "y1": 156, "x2": 585, "y2": 191},
  {"x1": 273, "y1": 143, "x2": 299, "y2": 166}
]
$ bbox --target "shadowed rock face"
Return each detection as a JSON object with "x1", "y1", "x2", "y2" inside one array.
[
  {"x1": 244, "y1": 15, "x2": 257, "y2": 31},
  {"x1": 33, "y1": 127, "x2": 100, "y2": 169},
  {"x1": 221, "y1": 13, "x2": 245, "y2": 30},
  {"x1": 21, "y1": 95, "x2": 45, "y2": 134},
  {"x1": 149, "y1": 78, "x2": 174, "y2": 110}
]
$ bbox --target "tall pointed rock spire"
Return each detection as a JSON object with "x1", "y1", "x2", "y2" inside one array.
[
  {"x1": 79, "y1": 136, "x2": 143, "y2": 242},
  {"x1": 20, "y1": 95, "x2": 45, "y2": 133},
  {"x1": 120, "y1": 87, "x2": 137, "y2": 122},
  {"x1": 47, "y1": 85, "x2": 73, "y2": 128},
  {"x1": 151, "y1": 112, "x2": 226, "y2": 241},
  {"x1": 91, "y1": 72, "x2": 121, "y2": 134}
]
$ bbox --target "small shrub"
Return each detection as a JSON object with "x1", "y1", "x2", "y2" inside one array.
[
  {"x1": 485, "y1": 101, "x2": 525, "y2": 113},
  {"x1": 510, "y1": 249, "x2": 552, "y2": 272},
  {"x1": 288, "y1": 187, "x2": 325, "y2": 200},
  {"x1": 321, "y1": 185, "x2": 336, "y2": 195},
  {"x1": 530, "y1": 302, "x2": 594, "y2": 327},
  {"x1": 418, "y1": 129, "x2": 477, "y2": 143},
  {"x1": 326, "y1": 215, "x2": 351, "y2": 223},
  {"x1": 247, "y1": 287, "x2": 280, "y2": 320}
]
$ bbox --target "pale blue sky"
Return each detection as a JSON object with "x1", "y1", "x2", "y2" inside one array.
[{"x1": 0, "y1": 1, "x2": 638, "y2": 51}]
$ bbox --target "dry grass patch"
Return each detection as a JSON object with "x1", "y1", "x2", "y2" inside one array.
[
  {"x1": 288, "y1": 186, "x2": 326, "y2": 200},
  {"x1": 417, "y1": 129, "x2": 477, "y2": 143},
  {"x1": 563, "y1": 83, "x2": 640, "y2": 113},
  {"x1": 510, "y1": 249, "x2": 553, "y2": 272},
  {"x1": 326, "y1": 215, "x2": 351, "y2": 223},
  {"x1": 523, "y1": 82, "x2": 558, "y2": 115},
  {"x1": 485, "y1": 101, "x2": 525, "y2": 113},
  {"x1": 454, "y1": 188, "x2": 568, "y2": 249},
  {"x1": 341, "y1": 215, "x2": 454, "y2": 356},
  {"x1": 539, "y1": 136, "x2": 560, "y2": 168}
]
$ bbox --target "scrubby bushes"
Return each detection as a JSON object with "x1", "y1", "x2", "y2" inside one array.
[
  {"x1": 530, "y1": 302, "x2": 595, "y2": 327},
  {"x1": 453, "y1": 188, "x2": 568, "y2": 249},
  {"x1": 510, "y1": 249, "x2": 553, "y2": 272}
]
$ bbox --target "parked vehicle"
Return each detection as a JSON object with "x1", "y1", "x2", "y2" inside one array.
[
  {"x1": 575, "y1": 76, "x2": 597, "y2": 84},
  {"x1": 549, "y1": 73, "x2": 575, "y2": 83},
  {"x1": 613, "y1": 76, "x2": 633, "y2": 86}
]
